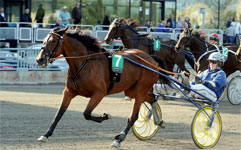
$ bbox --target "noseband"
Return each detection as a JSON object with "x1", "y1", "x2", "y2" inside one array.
[
  {"x1": 179, "y1": 31, "x2": 192, "y2": 49},
  {"x1": 41, "y1": 32, "x2": 64, "y2": 61},
  {"x1": 112, "y1": 21, "x2": 123, "y2": 39}
]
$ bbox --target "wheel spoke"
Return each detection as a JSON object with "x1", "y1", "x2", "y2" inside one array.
[
  {"x1": 228, "y1": 76, "x2": 241, "y2": 105},
  {"x1": 132, "y1": 102, "x2": 161, "y2": 140},
  {"x1": 192, "y1": 107, "x2": 222, "y2": 148}
]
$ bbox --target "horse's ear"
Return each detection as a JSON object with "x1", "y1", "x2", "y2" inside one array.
[{"x1": 119, "y1": 18, "x2": 124, "y2": 22}]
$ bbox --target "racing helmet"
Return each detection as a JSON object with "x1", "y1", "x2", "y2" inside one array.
[
  {"x1": 207, "y1": 52, "x2": 225, "y2": 65},
  {"x1": 211, "y1": 33, "x2": 220, "y2": 40}
]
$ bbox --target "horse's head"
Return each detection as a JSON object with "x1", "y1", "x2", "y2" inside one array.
[
  {"x1": 175, "y1": 28, "x2": 193, "y2": 53},
  {"x1": 105, "y1": 18, "x2": 125, "y2": 45},
  {"x1": 36, "y1": 27, "x2": 68, "y2": 68}
]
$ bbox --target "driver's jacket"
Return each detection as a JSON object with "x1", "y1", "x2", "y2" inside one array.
[{"x1": 191, "y1": 67, "x2": 227, "y2": 99}]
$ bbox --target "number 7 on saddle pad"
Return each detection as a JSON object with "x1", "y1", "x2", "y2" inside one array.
[{"x1": 112, "y1": 54, "x2": 124, "y2": 73}]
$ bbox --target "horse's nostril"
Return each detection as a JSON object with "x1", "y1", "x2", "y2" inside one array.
[{"x1": 36, "y1": 57, "x2": 44, "y2": 64}]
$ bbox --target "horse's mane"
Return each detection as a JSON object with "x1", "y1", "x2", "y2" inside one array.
[
  {"x1": 116, "y1": 18, "x2": 140, "y2": 35},
  {"x1": 126, "y1": 19, "x2": 138, "y2": 29},
  {"x1": 117, "y1": 18, "x2": 157, "y2": 42},
  {"x1": 191, "y1": 29, "x2": 208, "y2": 41},
  {"x1": 54, "y1": 28, "x2": 103, "y2": 53},
  {"x1": 67, "y1": 31, "x2": 103, "y2": 53}
]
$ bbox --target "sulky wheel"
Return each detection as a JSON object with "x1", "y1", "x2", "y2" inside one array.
[
  {"x1": 132, "y1": 102, "x2": 161, "y2": 140},
  {"x1": 191, "y1": 106, "x2": 222, "y2": 149},
  {"x1": 227, "y1": 76, "x2": 241, "y2": 105}
]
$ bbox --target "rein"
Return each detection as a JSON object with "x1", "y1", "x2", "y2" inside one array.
[
  {"x1": 161, "y1": 43, "x2": 174, "y2": 49},
  {"x1": 50, "y1": 51, "x2": 110, "y2": 61},
  {"x1": 52, "y1": 50, "x2": 192, "y2": 77},
  {"x1": 130, "y1": 53, "x2": 192, "y2": 76},
  {"x1": 47, "y1": 29, "x2": 193, "y2": 81}
]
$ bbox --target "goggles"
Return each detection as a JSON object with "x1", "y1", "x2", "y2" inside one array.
[{"x1": 209, "y1": 60, "x2": 218, "y2": 64}]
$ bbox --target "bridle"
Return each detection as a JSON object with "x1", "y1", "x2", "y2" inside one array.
[
  {"x1": 41, "y1": 32, "x2": 64, "y2": 62},
  {"x1": 178, "y1": 29, "x2": 192, "y2": 50},
  {"x1": 111, "y1": 20, "x2": 123, "y2": 40},
  {"x1": 179, "y1": 30, "x2": 225, "y2": 66},
  {"x1": 112, "y1": 20, "x2": 144, "y2": 41},
  {"x1": 41, "y1": 30, "x2": 89, "y2": 95}
]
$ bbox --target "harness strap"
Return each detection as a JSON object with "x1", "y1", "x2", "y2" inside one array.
[
  {"x1": 105, "y1": 52, "x2": 123, "y2": 94},
  {"x1": 213, "y1": 44, "x2": 220, "y2": 53},
  {"x1": 68, "y1": 59, "x2": 88, "y2": 95},
  {"x1": 196, "y1": 43, "x2": 219, "y2": 64},
  {"x1": 182, "y1": 50, "x2": 194, "y2": 60},
  {"x1": 130, "y1": 52, "x2": 194, "y2": 76},
  {"x1": 197, "y1": 45, "x2": 236, "y2": 65},
  {"x1": 160, "y1": 43, "x2": 174, "y2": 49},
  {"x1": 105, "y1": 52, "x2": 115, "y2": 94},
  {"x1": 107, "y1": 79, "x2": 115, "y2": 94},
  {"x1": 197, "y1": 49, "x2": 217, "y2": 63}
]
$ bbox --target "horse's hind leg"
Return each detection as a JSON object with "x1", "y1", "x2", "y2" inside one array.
[
  {"x1": 111, "y1": 96, "x2": 143, "y2": 148},
  {"x1": 38, "y1": 88, "x2": 76, "y2": 142},
  {"x1": 145, "y1": 92, "x2": 165, "y2": 128},
  {"x1": 83, "y1": 93, "x2": 112, "y2": 123}
]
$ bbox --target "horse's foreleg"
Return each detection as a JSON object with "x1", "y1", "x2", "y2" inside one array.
[
  {"x1": 176, "y1": 62, "x2": 190, "y2": 73},
  {"x1": 38, "y1": 88, "x2": 76, "y2": 142},
  {"x1": 111, "y1": 98, "x2": 142, "y2": 148},
  {"x1": 83, "y1": 93, "x2": 111, "y2": 123}
]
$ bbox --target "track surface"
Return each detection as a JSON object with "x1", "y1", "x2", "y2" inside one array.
[{"x1": 0, "y1": 85, "x2": 240, "y2": 150}]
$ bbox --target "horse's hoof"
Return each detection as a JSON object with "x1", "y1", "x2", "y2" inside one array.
[
  {"x1": 38, "y1": 136, "x2": 48, "y2": 142},
  {"x1": 107, "y1": 113, "x2": 112, "y2": 120},
  {"x1": 103, "y1": 113, "x2": 112, "y2": 120},
  {"x1": 111, "y1": 140, "x2": 120, "y2": 148},
  {"x1": 159, "y1": 120, "x2": 166, "y2": 129},
  {"x1": 124, "y1": 96, "x2": 131, "y2": 101}
]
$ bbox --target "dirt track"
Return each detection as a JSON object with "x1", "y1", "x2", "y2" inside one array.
[{"x1": 0, "y1": 85, "x2": 240, "y2": 150}]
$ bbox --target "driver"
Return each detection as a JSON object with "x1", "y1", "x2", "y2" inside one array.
[
  {"x1": 190, "y1": 52, "x2": 227, "y2": 102},
  {"x1": 209, "y1": 33, "x2": 220, "y2": 45}
]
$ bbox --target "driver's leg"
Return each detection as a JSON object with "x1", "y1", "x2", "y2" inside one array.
[{"x1": 190, "y1": 84, "x2": 217, "y2": 102}]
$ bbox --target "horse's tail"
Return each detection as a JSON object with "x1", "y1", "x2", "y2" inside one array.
[{"x1": 151, "y1": 55, "x2": 171, "y2": 86}]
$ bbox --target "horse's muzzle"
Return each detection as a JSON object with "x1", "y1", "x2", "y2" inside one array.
[
  {"x1": 36, "y1": 57, "x2": 47, "y2": 68},
  {"x1": 36, "y1": 52, "x2": 48, "y2": 68},
  {"x1": 174, "y1": 46, "x2": 181, "y2": 53},
  {"x1": 36, "y1": 49, "x2": 48, "y2": 68}
]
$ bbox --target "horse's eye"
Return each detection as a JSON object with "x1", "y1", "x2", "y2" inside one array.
[{"x1": 51, "y1": 40, "x2": 56, "y2": 44}]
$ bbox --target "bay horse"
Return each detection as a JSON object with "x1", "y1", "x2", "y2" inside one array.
[
  {"x1": 175, "y1": 28, "x2": 241, "y2": 76},
  {"x1": 104, "y1": 18, "x2": 194, "y2": 73},
  {"x1": 36, "y1": 27, "x2": 169, "y2": 147}
]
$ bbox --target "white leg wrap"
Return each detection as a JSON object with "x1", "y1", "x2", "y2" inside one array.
[
  {"x1": 38, "y1": 136, "x2": 48, "y2": 142},
  {"x1": 151, "y1": 102, "x2": 160, "y2": 125}
]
